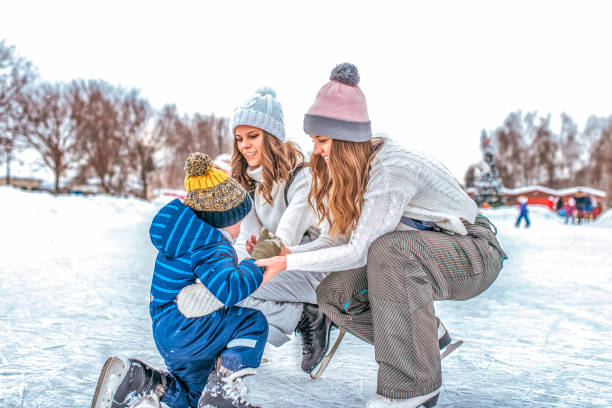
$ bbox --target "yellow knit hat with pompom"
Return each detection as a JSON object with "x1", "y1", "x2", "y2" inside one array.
[{"x1": 183, "y1": 152, "x2": 251, "y2": 227}]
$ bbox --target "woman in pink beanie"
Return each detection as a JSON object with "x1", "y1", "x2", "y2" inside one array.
[{"x1": 256, "y1": 63, "x2": 507, "y2": 408}]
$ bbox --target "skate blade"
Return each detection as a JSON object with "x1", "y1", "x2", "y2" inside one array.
[
  {"x1": 309, "y1": 329, "x2": 346, "y2": 379},
  {"x1": 91, "y1": 356, "x2": 129, "y2": 408},
  {"x1": 440, "y1": 340, "x2": 463, "y2": 360}
]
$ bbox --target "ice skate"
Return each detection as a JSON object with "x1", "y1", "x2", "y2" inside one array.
[
  {"x1": 309, "y1": 328, "x2": 346, "y2": 379},
  {"x1": 436, "y1": 317, "x2": 463, "y2": 359},
  {"x1": 365, "y1": 389, "x2": 440, "y2": 408},
  {"x1": 198, "y1": 364, "x2": 258, "y2": 408},
  {"x1": 436, "y1": 317, "x2": 451, "y2": 350},
  {"x1": 91, "y1": 357, "x2": 170, "y2": 408},
  {"x1": 295, "y1": 303, "x2": 336, "y2": 374}
]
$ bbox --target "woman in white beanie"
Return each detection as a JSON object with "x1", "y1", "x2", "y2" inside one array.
[
  {"x1": 256, "y1": 64, "x2": 508, "y2": 408},
  {"x1": 230, "y1": 87, "x2": 335, "y2": 374}
]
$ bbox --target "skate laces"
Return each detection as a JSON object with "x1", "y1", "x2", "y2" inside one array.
[
  {"x1": 295, "y1": 312, "x2": 314, "y2": 356},
  {"x1": 132, "y1": 393, "x2": 160, "y2": 408},
  {"x1": 221, "y1": 368, "x2": 256, "y2": 404}
]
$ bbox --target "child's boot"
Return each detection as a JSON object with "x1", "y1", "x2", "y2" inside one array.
[{"x1": 198, "y1": 363, "x2": 258, "y2": 408}]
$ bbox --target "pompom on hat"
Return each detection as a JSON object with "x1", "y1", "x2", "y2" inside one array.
[
  {"x1": 183, "y1": 152, "x2": 251, "y2": 228},
  {"x1": 303, "y1": 63, "x2": 372, "y2": 142},
  {"x1": 232, "y1": 87, "x2": 286, "y2": 141}
]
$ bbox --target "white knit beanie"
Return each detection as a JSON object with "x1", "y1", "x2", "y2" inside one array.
[{"x1": 232, "y1": 87, "x2": 286, "y2": 141}]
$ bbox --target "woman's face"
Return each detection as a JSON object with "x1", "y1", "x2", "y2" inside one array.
[
  {"x1": 310, "y1": 135, "x2": 333, "y2": 163},
  {"x1": 235, "y1": 125, "x2": 265, "y2": 168}
]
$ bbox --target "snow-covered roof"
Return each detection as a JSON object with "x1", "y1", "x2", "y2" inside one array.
[
  {"x1": 554, "y1": 186, "x2": 607, "y2": 197},
  {"x1": 502, "y1": 185, "x2": 606, "y2": 197}
]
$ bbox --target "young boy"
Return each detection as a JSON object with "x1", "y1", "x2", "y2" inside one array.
[{"x1": 91, "y1": 152, "x2": 267, "y2": 408}]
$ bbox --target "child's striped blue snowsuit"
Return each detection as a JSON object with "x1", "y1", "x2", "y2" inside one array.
[{"x1": 148, "y1": 199, "x2": 268, "y2": 408}]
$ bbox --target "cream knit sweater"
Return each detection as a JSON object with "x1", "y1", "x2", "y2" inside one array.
[
  {"x1": 233, "y1": 165, "x2": 318, "y2": 261},
  {"x1": 286, "y1": 139, "x2": 478, "y2": 273}
]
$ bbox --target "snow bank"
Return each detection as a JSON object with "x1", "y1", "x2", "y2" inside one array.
[
  {"x1": 0, "y1": 186, "x2": 166, "y2": 261},
  {"x1": 592, "y1": 208, "x2": 612, "y2": 228},
  {"x1": 1, "y1": 186, "x2": 160, "y2": 229}
]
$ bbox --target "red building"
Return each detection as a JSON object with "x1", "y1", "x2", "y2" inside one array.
[{"x1": 467, "y1": 185, "x2": 607, "y2": 212}]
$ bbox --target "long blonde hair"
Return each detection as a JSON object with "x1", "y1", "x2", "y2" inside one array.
[
  {"x1": 232, "y1": 132, "x2": 305, "y2": 205},
  {"x1": 309, "y1": 139, "x2": 382, "y2": 237}
]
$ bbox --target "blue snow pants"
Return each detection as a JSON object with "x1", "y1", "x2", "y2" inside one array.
[{"x1": 151, "y1": 304, "x2": 268, "y2": 408}]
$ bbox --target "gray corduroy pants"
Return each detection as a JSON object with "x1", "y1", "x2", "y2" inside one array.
[{"x1": 316, "y1": 216, "x2": 507, "y2": 399}]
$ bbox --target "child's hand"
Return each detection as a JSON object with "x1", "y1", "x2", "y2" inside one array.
[
  {"x1": 255, "y1": 256, "x2": 286, "y2": 284},
  {"x1": 246, "y1": 234, "x2": 258, "y2": 255}
]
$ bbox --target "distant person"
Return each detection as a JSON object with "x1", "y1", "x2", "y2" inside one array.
[
  {"x1": 556, "y1": 197, "x2": 564, "y2": 214},
  {"x1": 91, "y1": 153, "x2": 267, "y2": 408},
  {"x1": 583, "y1": 195, "x2": 594, "y2": 222},
  {"x1": 515, "y1": 196, "x2": 530, "y2": 228},
  {"x1": 592, "y1": 202, "x2": 603, "y2": 219},
  {"x1": 547, "y1": 195, "x2": 555, "y2": 210},
  {"x1": 574, "y1": 191, "x2": 587, "y2": 224},
  {"x1": 564, "y1": 197, "x2": 577, "y2": 224}
]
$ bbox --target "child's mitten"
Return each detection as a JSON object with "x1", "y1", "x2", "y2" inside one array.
[{"x1": 251, "y1": 227, "x2": 284, "y2": 260}]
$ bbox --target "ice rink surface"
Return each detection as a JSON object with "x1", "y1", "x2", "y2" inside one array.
[{"x1": 0, "y1": 187, "x2": 610, "y2": 407}]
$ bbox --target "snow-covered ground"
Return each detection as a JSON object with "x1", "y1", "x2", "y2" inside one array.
[{"x1": 0, "y1": 187, "x2": 610, "y2": 408}]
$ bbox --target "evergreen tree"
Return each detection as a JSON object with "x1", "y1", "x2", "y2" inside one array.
[{"x1": 473, "y1": 130, "x2": 504, "y2": 207}]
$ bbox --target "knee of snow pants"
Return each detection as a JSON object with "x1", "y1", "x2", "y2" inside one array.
[{"x1": 219, "y1": 307, "x2": 269, "y2": 372}]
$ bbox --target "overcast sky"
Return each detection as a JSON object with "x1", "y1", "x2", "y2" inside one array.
[{"x1": 2, "y1": 0, "x2": 612, "y2": 180}]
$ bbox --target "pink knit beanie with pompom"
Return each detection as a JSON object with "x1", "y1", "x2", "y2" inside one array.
[{"x1": 303, "y1": 63, "x2": 372, "y2": 142}]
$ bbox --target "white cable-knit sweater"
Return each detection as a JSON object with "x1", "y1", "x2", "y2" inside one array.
[
  {"x1": 286, "y1": 139, "x2": 478, "y2": 273},
  {"x1": 233, "y1": 165, "x2": 318, "y2": 261}
]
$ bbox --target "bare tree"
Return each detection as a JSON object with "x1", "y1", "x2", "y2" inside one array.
[
  {"x1": 154, "y1": 105, "x2": 231, "y2": 189},
  {"x1": 491, "y1": 111, "x2": 528, "y2": 188},
  {"x1": 22, "y1": 82, "x2": 75, "y2": 193},
  {"x1": 463, "y1": 163, "x2": 477, "y2": 188},
  {"x1": 558, "y1": 112, "x2": 580, "y2": 183},
  {"x1": 0, "y1": 40, "x2": 36, "y2": 184},
  {"x1": 154, "y1": 104, "x2": 192, "y2": 188},
  {"x1": 530, "y1": 115, "x2": 557, "y2": 187},
  {"x1": 120, "y1": 90, "x2": 154, "y2": 198},
  {"x1": 70, "y1": 79, "x2": 150, "y2": 195},
  {"x1": 586, "y1": 116, "x2": 612, "y2": 200}
]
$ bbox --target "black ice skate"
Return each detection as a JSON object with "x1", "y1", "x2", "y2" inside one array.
[
  {"x1": 295, "y1": 303, "x2": 337, "y2": 374},
  {"x1": 91, "y1": 357, "x2": 170, "y2": 408},
  {"x1": 198, "y1": 364, "x2": 258, "y2": 408}
]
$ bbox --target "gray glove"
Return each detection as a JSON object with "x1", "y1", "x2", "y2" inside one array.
[{"x1": 251, "y1": 227, "x2": 284, "y2": 260}]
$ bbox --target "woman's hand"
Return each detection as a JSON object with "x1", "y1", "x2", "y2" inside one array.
[
  {"x1": 246, "y1": 234, "x2": 258, "y2": 255},
  {"x1": 255, "y1": 256, "x2": 287, "y2": 285},
  {"x1": 279, "y1": 245, "x2": 292, "y2": 256}
]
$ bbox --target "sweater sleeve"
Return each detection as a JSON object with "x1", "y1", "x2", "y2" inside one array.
[
  {"x1": 274, "y1": 168, "x2": 317, "y2": 247},
  {"x1": 287, "y1": 218, "x2": 347, "y2": 253},
  {"x1": 286, "y1": 164, "x2": 420, "y2": 272},
  {"x1": 233, "y1": 206, "x2": 263, "y2": 261},
  {"x1": 192, "y1": 241, "x2": 264, "y2": 307}
]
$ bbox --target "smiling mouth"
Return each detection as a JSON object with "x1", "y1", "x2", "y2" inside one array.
[{"x1": 244, "y1": 152, "x2": 257, "y2": 158}]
